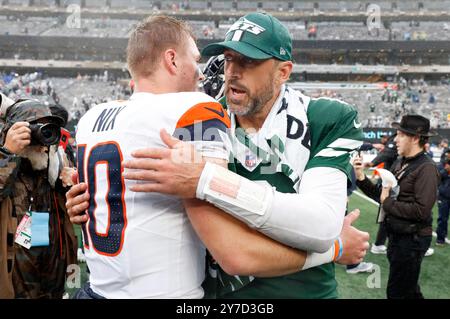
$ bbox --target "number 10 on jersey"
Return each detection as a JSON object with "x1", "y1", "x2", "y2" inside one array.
[{"x1": 77, "y1": 142, "x2": 127, "y2": 256}]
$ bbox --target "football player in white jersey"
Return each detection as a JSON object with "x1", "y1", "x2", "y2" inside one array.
[
  {"x1": 67, "y1": 15, "x2": 369, "y2": 299},
  {"x1": 72, "y1": 15, "x2": 232, "y2": 299}
]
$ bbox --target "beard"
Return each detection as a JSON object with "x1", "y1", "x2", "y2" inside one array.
[
  {"x1": 225, "y1": 79, "x2": 275, "y2": 117},
  {"x1": 19, "y1": 146, "x2": 49, "y2": 171}
]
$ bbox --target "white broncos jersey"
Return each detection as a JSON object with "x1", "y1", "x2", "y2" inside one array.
[{"x1": 76, "y1": 92, "x2": 230, "y2": 299}]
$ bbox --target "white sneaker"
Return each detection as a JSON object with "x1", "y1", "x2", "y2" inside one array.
[
  {"x1": 370, "y1": 244, "x2": 387, "y2": 254},
  {"x1": 425, "y1": 248, "x2": 434, "y2": 257},
  {"x1": 77, "y1": 248, "x2": 86, "y2": 263},
  {"x1": 346, "y1": 262, "x2": 374, "y2": 274},
  {"x1": 432, "y1": 231, "x2": 437, "y2": 238},
  {"x1": 436, "y1": 238, "x2": 450, "y2": 246}
]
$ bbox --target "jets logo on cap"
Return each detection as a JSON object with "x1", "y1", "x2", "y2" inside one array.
[{"x1": 227, "y1": 18, "x2": 266, "y2": 41}]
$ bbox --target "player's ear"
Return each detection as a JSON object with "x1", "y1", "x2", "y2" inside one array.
[
  {"x1": 163, "y1": 48, "x2": 178, "y2": 75},
  {"x1": 275, "y1": 60, "x2": 293, "y2": 85}
]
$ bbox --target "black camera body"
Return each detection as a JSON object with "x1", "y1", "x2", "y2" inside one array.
[
  {"x1": 29, "y1": 123, "x2": 61, "y2": 146},
  {"x1": 4, "y1": 99, "x2": 65, "y2": 146}
]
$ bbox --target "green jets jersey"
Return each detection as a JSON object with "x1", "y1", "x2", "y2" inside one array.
[{"x1": 203, "y1": 90, "x2": 363, "y2": 299}]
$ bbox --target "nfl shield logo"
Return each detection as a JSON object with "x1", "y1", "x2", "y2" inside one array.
[{"x1": 245, "y1": 151, "x2": 257, "y2": 168}]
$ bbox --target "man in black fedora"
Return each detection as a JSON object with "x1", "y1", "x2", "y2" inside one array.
[{"x1": 354, "y1": 114, "x2": 440, "y2": 299}]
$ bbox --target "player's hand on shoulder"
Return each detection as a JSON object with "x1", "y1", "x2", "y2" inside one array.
[{"x1": 123, "y1": 129, "x2": 206, "y2": 198}]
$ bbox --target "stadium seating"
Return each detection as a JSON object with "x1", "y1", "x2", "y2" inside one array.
[
  {"x1": 4, "y1": 0, "x2": 450, "y2": 12},
  {"x1": 3, "y1": 14, "x2": 450, "y2": 41}
]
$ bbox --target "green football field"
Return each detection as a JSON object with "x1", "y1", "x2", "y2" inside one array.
[
  {"x1": 337, "y1": 192, "x2": 450, "y2": 299},
  {"x1": 69, "y1": 192, "x2": 450, "y2": 299}
]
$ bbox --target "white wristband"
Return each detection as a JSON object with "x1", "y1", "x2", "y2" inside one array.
[
  {"x1": 195, "y1": 162, "x2": 273, "y2": 228},
  {"x1": 302, "y1": 238, "x2": 342, "y2": 270}
]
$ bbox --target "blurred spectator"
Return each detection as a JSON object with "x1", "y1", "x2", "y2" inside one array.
[
  {"x1": 438, "y1": 139, "x2": 449, "y2": 162},
  {"x1": 404, "y1": 31, "x2": 411, "y2": 40},
  {"x1": 367, "y1": 134, "x2": 398, "y2": 255},
  {"x1": 429, "y1": 93, "x2": 436, "y2": 104},
  {"x1": 436, "y1": 158, "x2": 450, "y2": 246},
  {"x1": 441, "y1": 148, "x2": 450, "y2": 165},
  {"x1": 425, "y1": 143, "x2": 434, "y2": 158},
  {"x1": 308, "y1": 25, "x2": 317, "y2": 39},
  {"x1": 368, "y1": 134, "x2": 398, "y2": 170}
]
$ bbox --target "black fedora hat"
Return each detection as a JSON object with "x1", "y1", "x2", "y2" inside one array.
[{"x1": 392, "y1": 114, "x2": 437, "y2": 137}]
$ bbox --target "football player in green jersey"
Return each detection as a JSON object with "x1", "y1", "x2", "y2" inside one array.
[{"x1": 66, "y1": 13, "x2": 369, "y2": 298}]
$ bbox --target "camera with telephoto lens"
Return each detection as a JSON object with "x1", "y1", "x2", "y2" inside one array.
[{"x1": 29, "y1": 122, "x2": 61, "y2": 146}]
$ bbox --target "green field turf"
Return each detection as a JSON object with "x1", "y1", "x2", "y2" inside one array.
[
  {"x1": 68, "y1": 192, "x2": 450, "y2": 299},
  {"x1": 337, "y1": 192, "x2": 450, "y2": 299}
]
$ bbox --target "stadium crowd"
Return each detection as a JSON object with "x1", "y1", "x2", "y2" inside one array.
[
  {"x1": 307, "y1": 77, "x2": 450, "y2": 129},
  {"x1": 3, "y1": 14, "x2": 450, "y2": 42},
  {"x1": 2, "y1": 72, "x2": 450, "y2": 130}
]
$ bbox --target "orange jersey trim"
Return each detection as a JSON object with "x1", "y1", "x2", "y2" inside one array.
[{"x1": 176, "y1": 102, "x2": 231, "y2": 129}]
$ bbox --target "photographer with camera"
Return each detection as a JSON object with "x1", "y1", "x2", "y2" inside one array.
[{"x1": 0, "y1": 99, "x2": 77, "y2": 299}]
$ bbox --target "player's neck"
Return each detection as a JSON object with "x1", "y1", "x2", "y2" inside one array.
[
  {"x1": 133, "y1": 76, "x2": 178, "y2": 95},
  {"x1": 236, "y1": 110, "x2": 270, "y2": 132}
]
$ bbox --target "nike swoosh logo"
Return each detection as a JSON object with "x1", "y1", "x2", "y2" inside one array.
[
  {"x1": 204, "y1": 107, "x2": 225, "y2": 118},
  {"x1": 354, "y1": 119, "x2": 362, "y2": 129}
]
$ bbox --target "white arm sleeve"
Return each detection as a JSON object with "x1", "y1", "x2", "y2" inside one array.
[
  {"x1": 263, "y1": 167, "x2": 347, "y2": 253},
  {"x1": 196, "y1": 165, "x2": 347, "y2": 253}
]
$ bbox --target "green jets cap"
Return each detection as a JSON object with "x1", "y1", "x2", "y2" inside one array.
[{"x1": 202, "y1": 12, "x2": 292, "y2": 61}]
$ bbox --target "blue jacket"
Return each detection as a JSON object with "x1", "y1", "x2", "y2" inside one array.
[{"x1": 438, "y1": 163, "x2": 450, "y2": 200}]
